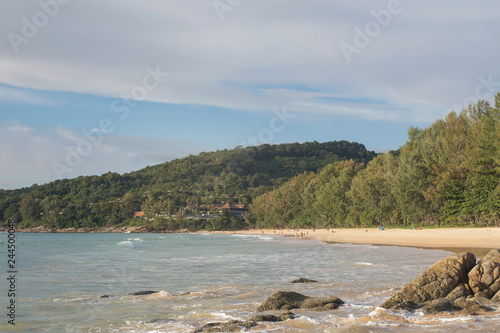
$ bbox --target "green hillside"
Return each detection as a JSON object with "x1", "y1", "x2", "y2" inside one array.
[
  {"x1": 250, "y1": 98, "x2": 500, "y2": 229},
  {"x1": 0, "y1": 140, "x2": 376, "y2": 230}
]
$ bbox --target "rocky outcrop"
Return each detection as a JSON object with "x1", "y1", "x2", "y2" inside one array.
[
  {"x1": 290, "y1": 278, "x2": 318, "y2": 283},
  {"x1": 468, "y1": 249, "x2": 500, "y2": 298},
  {"x1": 193, "y1": 320, "x2": 257, "y2": 332},
  {"x1": 256, "y1": 291, "x2": 344, "y2": 311},
  {"x1": 249, "y1": 311, "x2": 296, "y2": 322},
  {"x1": 381, "y1": 252, "x2": 476, "y2": 309},
  {"x1": 381, "y1": 250, "x2": 500, "y2": 315}
]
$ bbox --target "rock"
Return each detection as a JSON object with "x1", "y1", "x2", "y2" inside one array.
[
  {"x1": 420, "y1": 298, "x2": 456, "y2": 314},
  {"x1": 291, "y1": 278, "x2": 318, "y2": 283},
  {"x1": 380, "y1": 252, "x2": 476, "y2": 309},
  {"x1": 492, "y1": 290, "x2": 500, "y2": 302},
  {"x1": 256, "y1": 291, "x2": 344, "y2": 311},
  {"x1": 445, "y1": 283, "x2": 473, "y2": 301},
  {"x1": 249, "y1": 314, "x2": 281, "y2": 322},
  {"x1": 100, "y1": 295, "x2": 110, "y2": 298},
  {"x1": 128, "y1": 290, "x2": 158, "y2": 296},
  {"x1": 249, "y1": 310, "x2": 297, "y2": 322},
  {"x1": 392, "y1": 300, "x2": 420, "y2": 311},
  {"x1": 468, "y1": 249, "x2": 500, "y2": 298},
  {"x1": 193, "y1": 320, "x2": 257, "y2": 332},
  {"x1": 279, "y1": 310, "x2": 296, "y2": 320},
  {"x1": 453, "y1": 296, "x2": 494, "y2": 316}
]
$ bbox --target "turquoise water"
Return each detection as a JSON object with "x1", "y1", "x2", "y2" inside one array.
[{"x1": 0, "y1": 232, "x2": 499, "y2": 332}]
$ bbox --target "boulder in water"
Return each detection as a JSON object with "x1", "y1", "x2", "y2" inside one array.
[
  {"x1": 380, "y1": 252, "x2": 476, "y2": 309},
  {"x1": 128, "y1": 290, "x2": 158, "y2": 296},
  {"x1": 193, "y1": 320, "x2": 257, "y2": 332},
  {"x1": 256, "y1": 291, "x2": 344, "y2": 311},
  {"x1": 290, "y1": 278, "x2": 318, "y2": 283}
]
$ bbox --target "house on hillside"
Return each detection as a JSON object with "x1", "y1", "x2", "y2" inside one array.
[
  {"x1": 219, "y1": 203, "x2": 248, "y2": 220},
  {"x1": 133, "y1": 211, "x2": 145, "y2": 218}
]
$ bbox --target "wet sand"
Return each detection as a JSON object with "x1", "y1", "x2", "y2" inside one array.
[{"x1": 232, "y1": 227, "x2": 500, "y2": 257}]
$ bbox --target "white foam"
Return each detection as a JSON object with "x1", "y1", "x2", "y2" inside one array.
[
  {"x1": 127, "y1": 237, "x2": 144, "y2": 242},
  {"x1": 355, "y1": 262, "x2": 374, "y2": 266},
  {"x1": 118, "y1": 240, "x2": 134, "y2": 247}
]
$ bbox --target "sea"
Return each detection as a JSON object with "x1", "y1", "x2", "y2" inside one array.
[{"x1": 1, "y1": 232, "x2": 499, "y2": 333}]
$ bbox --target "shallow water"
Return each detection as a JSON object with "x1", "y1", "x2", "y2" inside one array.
[{"x1": 0, "y1": 232, "x2": 498, "y2": 332}]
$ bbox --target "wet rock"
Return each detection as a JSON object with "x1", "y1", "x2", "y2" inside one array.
[
  {"x1": 380, "y1": 252, "x2": 476, "y2": 309},
  {"x1": 279, "y1": 310, "x2": 296, "y2": 320},
  {"x1": 453, "y1": 296, "x2": 494, "y2": 316},
  {"x1": 128, "y1": 290, "x2": 158, "y2": 296},
  {"x1": 99, "y1": 295, "x2": 110, "y2": 298},
  {"x1": 420, "y1": 298, "x2": 456, "y2": 314},
  {"x1": 249, "y1": 314, "x2": 281, "y2": 322},
  {"x1": 256, "y1": 291, "x2": 344, "y2": 311},
  {"x1": 392, "y1": 300, "x2": 420, "y2": 311},
  {"x1": 290, "y1": 278, "x2": 318, "y2": 283},
  {"x1": 468, "y1": 249, "x2": 500, "y2": 298},
  {"x1": 193, "y1": 320, "x2": 257, "y2": 332},
  {"x1": 249, "y1": 311, "x2": 297, "y2": 322}
]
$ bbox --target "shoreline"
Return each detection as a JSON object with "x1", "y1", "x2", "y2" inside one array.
[
  {"x1": 4, "y1": 225, "x2": 499, "y2": 257},
  {"x1": 227, "y1": 227, "x2": 500, "y2": 258}
]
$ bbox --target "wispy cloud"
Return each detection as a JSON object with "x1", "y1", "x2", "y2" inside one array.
[
  {"x1": 0, "y1": 122, "x2": 205, "y2": 189},
  {"x1": 1, "y1": 1, "x2": 498, "y2": 122}
]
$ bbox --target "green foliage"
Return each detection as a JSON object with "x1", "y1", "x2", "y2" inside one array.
[
  {"x1": 0, "y1": 141, "x2": 375, "y2": 229},
  {"x1": 250, "y1": 94, "x2": 500, "y2": 228}
]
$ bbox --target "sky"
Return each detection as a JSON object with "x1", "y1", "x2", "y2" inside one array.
[{"x1": 1, "y1": 0, "x2": 500, "y2": 190}]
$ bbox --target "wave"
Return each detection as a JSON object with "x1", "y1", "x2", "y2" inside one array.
[
  {"x1": 230, "y1": 234, "x2": 275, "y2": 241},
  {"x1": 127, "y1": 237, "x2": 144, "y2": 242},
  {"x1": 118, "y1": 240, "x2": 134, "y2": 247}
]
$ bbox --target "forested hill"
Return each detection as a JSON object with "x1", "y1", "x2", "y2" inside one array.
[
  {"x1": 0, "y1": 140, "x2": 376, "y2": 229},
  {"x1": 250, "y1": 97, "x2": 500, "y2": 229}
]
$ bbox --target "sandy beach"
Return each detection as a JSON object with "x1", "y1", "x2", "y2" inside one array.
[{"x1": 231, "y1": 227, "x2": 500, "y2": 257}]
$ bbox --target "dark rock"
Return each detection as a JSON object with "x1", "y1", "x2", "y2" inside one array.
[
  {"x1": 128, "y1": 290, "x2": 158, "y2": 296},
  {"x1": 256, "y1": 291, "x2": 344, "y2": 311},
  {"x1": 249, "y1": 314, "x2": 281, "y2": 322},
  {"x1": 468, "y1": 249, "x2": 500, "y2": 298},
  {"x1": 193, "y1": 320, "x2": 257, "y2": 332},
  {"x1": 100, "y1": 295, "x2": 110, "y2": 298},
  {"x1": 290, "y1": 278, "x2": 318, "y2": 283},
  {"x1": 420, "y1": 298, "x2": 456, "y2": 314},
  {"x1": 279, "y1": 310, "x2": 296, "y2": 321},
  {"x1": 380, "y1": 252, "x2": 476, "y2": 309},
  {"x1": 392, "y1": 300, "x2": 420, "y2": 311}
]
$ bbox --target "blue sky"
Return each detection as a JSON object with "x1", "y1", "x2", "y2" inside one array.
[{"x1": 1, "y1": 0, "x2": 500, "y2": 189}]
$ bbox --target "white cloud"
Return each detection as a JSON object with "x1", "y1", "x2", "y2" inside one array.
[
  {"x1": 0, "y1": 122, "x2": 205, "y2": 189},
  {"x1": 1, "y1": 1, "x2": 499, "y2": 123}
]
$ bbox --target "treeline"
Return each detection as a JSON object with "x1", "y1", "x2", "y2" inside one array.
[
  {"x1": 0, "y1": 140, "x2": 375, "y2": 229},
  {"x1": 249, "y1": 96, "x2": 500, "y2": 228}
]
